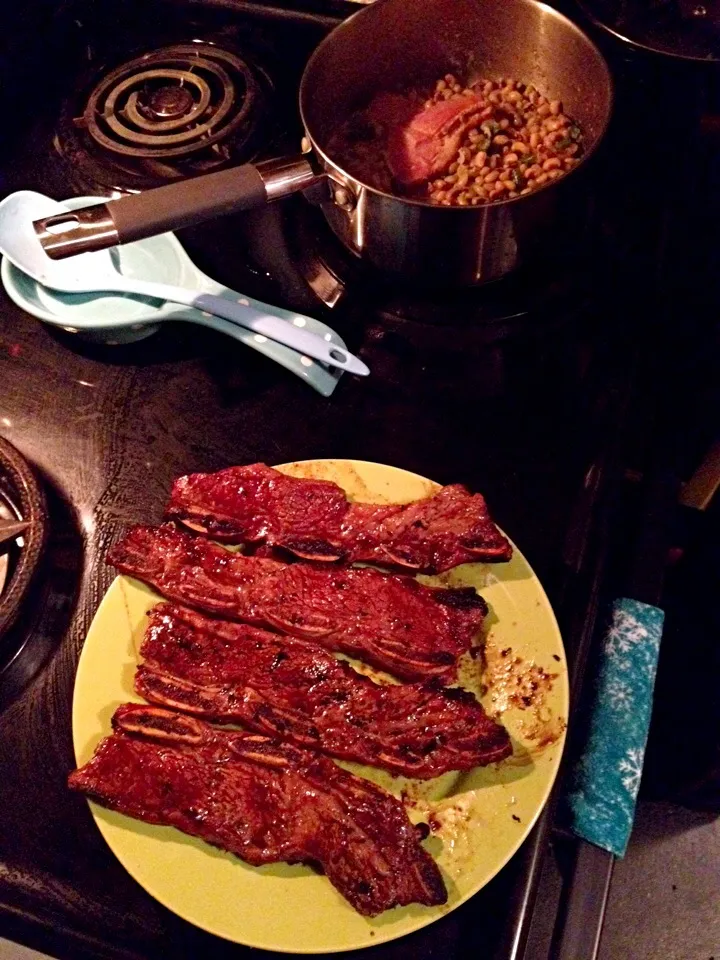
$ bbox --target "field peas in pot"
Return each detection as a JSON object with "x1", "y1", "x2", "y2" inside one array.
[{"x1": 36, "y1": 0, "x2": 613, "y2": 286}]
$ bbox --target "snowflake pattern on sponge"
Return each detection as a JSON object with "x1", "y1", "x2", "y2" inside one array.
[{"x1": 566, "y1": 598, "x2": 664, "y2": 857}]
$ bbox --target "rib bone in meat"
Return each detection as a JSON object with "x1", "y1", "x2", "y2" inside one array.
[
  {"x1": 136, "y1": 602, "x2": 512, "y2": 778},
  {"x1": 69, "y1": 704, "x2": 447, "y2": 917},
  {"x1": 108, "y1": 524, "x2": 488, "y2": 682},
  {"x1": 165, "y1": 463, "x2": 511, "y2": 573}
]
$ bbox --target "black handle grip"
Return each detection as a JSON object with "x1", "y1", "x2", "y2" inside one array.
[{"x1": 109, "y1": 164, "x2": 268, "y2": 243}]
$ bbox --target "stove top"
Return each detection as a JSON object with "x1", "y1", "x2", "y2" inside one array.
[
  {"x1": 0, "y1": 1, "x2": 718, "y2": 958},
  {"x1": 57, "y1": 40, "x2": 272, "y2": 193},
  {"x1": 16, "y1": 0, "x2": 313, "y2": 198},
  {"x1": 579, "y1": 0, "x2": 720, "y2": 60},
  {"x1": 2, "y1": 0, "x2": 606, "y2": 318}
]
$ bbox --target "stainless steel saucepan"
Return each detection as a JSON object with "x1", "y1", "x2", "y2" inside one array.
[{"x1": 35, "y1": 0, "x2": 613, "y2": 286}]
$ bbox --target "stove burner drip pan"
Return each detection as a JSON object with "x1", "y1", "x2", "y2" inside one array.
[
  {"x1": 58, "y1": 41, "x2": 271, "y2": 193},
  {"x1": 0, "y1": 437, "x2": 47, "y2": 646},
  {"x1": 80, "y1": 44, "x2": 260, "y2": 159}
]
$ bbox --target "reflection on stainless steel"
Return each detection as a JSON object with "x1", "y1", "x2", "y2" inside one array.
[
  {"x1": 256, "y1": 155, "x2": 322, "y2": 202},
  {"x1": 35, "y1": 204, "x2": 119, "y2": 259},
  {"x1": 300, "y1": 0, "x2": 613, "y2": 284},
  {"x1": 0, "y1": 520, "x2": 30, "y2": 547},
  {"x1": 302, "y1": 254, "x2": 347, "y2": 309}
]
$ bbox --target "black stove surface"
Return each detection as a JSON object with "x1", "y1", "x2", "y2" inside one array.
[
  {"x1": 579, "y1": 0, "x2": 720, "y2": 61},
  {"x1": 0, "y1": 1, "x2": 718, "y2": 958}
]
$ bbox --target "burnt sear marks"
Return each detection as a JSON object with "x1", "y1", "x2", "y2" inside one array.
[
  {"x1": 107, "y1": 525, "x2": 487, "y2": 682},
  {"x1": 135, "y1": 603, "x2": 511, "y2": 778},
  {"x1": 165, "y1": 463, "x2": 512, "y2": 574},
  {"x1": 433, "y1": 588, "x2": 489, "y2": 613},
  {"x1": 166, "y1": 463, "x2": 348, "y2": 551},
  {"x1": 69, "y1": 704, "x2": 447, "y2": 917}
]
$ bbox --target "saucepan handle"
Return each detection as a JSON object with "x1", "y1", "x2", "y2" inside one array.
[{"x1": 33, "y1": 156, "x2": 323, "y2": 260}]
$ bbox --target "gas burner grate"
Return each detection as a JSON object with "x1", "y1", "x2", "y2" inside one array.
[{"x1": 56, "y1": 41, "x2": 272, "y2": 193}]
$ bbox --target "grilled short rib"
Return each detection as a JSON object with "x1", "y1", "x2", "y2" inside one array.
[
  {"x1": 164, "y1": 463, "x2": 511, "y2": 573},
  {"x1": 136, "y1": 603, "x2": 511, "y2": 778},
  {"x1": 69, "y1": 704, "x2": 446, "y2": 916},
  {"x1": 108, "y1": 524, "x2": 487, "y2": 682}
]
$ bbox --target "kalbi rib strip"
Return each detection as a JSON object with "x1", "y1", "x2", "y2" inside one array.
[
  {"x1": 136, "y1": 603, "x2": 512, "y2": 778},
  {"x1": 69, "y1": 704, "x2": 447, "y2": 916},
  {"x1": 108, "y1": 524, "x2": 487, "y2": 682},
  {"x1": 164, "y1": 463, "x2": 512, "y2": 573}
]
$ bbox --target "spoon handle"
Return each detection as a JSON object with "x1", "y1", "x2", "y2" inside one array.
[{"x1": 120, "y1": 278, "x2": 368, "y2": 376}]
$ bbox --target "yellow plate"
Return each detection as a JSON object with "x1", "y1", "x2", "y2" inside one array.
[{"x1": 72, "y1": 459, "x2": 569, "y2": 954}]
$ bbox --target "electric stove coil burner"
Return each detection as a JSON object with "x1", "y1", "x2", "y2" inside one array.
[
  {"x1": 56, "y1": 40, "x2": 271, "y2": 192},
  {"x1": 80, "y1": 44, "x2": 260, "y2": 159}
]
